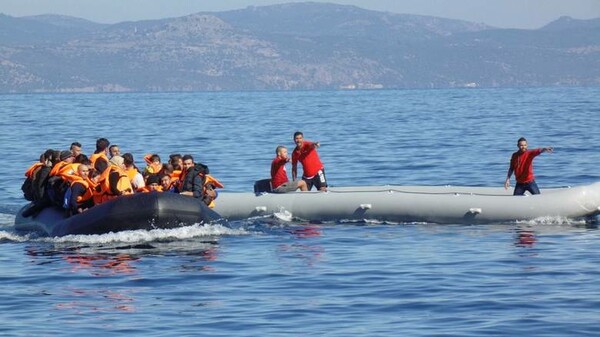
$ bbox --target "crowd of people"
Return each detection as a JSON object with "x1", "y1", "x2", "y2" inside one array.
[{"x1": 21, "y1": 138, "x2": 222, "y2": 218}]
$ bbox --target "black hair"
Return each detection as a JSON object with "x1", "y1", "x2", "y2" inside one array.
[
  {"x1": 74, "y1": 154, "x2": 89, "y2": 164},
  {"x1": 122, "y1": 153, "x2": 134, "y2": 166},
  {"x1": 95, "y1": 138, "x2": 110, "y2": 152},
  {"x1": 293, "y1": 131, "x2": 303, "y2": 138},
  {"x1": 182, "y1": 154, "x2": 194, "y2": 162},
  {"x1": 79, "y1": 158, "x2": 92, "y2": 166},
  {"x1": 517, "y1": 137, "x2": 527, "y2": 144},
  {"x1": 70, "y1": 142, "x2": 82, "y2": 149}
]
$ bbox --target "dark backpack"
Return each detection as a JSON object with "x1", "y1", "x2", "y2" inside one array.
[
  {"x1": 46, "y1": 176, "x2": 70, "y2": 208},
  {"x1": 21, "y1": 178, "x2": 34, "y2": 201},
  {"x1": 21, "y1": 165, "x2": 42, "y2": 201}
]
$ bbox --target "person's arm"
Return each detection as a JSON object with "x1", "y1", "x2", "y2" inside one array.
[
  {"x1": 504, "y1": 167, "x2": 513, "y2": 190},
  {"x1": 504, "y1": 156, "x2": 514, "y2": 190},
  {"x1": 69, "y1": 183, "x2": 86, "y2": 214},
  {"x1": 291, "y1": 154, "x2": 298, "y2": 180},
  {"x1": 541, "y1": 147, "x2": 553, "y2": 153}
]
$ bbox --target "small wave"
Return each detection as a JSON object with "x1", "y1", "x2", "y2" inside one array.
[
  {"x1": 1, "y1": 222, "x2": 249, "y2": 245},
  {"x1": 516, "y1": 216, "x2": 589, "y2": 226}
]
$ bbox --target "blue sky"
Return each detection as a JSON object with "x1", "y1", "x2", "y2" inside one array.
[{"x1": 1, "y1": 0, "x2": 598, "y2": 29}]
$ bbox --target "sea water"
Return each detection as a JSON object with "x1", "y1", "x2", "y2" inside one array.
[{"x1": 0, "y1": 87, "x2": 599, "y2": 336}]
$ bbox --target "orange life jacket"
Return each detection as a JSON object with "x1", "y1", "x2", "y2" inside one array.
[
  {"x1": 125, "y1": 167, "x2": 139, "y2": 182},
  {"x1": 143, "y1": 154, "x2": 162, "y2": 174},
  {"x1": 70, "y1": 175, "x2": 96, "y2": 204},
  {"x1": 90, "y1": 152, "x2": 109, "y2": 168},
  {"x1": 93, "y1": 165, "x2": 134, "y2": 204},
  {"x1": 25, "y1": 162, "x2": 44, "y2": 178},
  {"x1": 170, "y1": 169, "x2": 182, "y2": 182},
  {"x1": 50, "y1": 162, "x2": 80, "y2": 183},
  {"x1": 139, "y1": 185, "x2": 163, "y2": 193},
  {"x1": 203, "y1": 175, "x2": 224, "y2": 208}
]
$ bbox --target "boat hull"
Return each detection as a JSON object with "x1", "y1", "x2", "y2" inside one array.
[
  {"x1": 214, "y1": 183, "x2": 600, "y2": 224},
  {"x1": 15, "y1": 192, "x2": 220, "y2": 236}
]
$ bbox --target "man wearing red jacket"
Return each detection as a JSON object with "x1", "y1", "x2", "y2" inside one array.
[
  {"x1": 292, "y1": 131, "x2": 328, "y2": 191},
  {"x1": 504, "y1": 137, "x2": 553, "y2": 195}
]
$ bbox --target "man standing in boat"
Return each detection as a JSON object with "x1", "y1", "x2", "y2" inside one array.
[
  {"x1": 504, "y1": 137, "x2": 553, "y2": 195},
  {"x1": 292, "y1": 131, "x2": 328, "y2": 191}
]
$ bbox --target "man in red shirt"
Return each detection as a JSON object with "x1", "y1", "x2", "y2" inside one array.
[
  {"x1": 271, "y1": 146, "x2": 308, "y2": 193},
  {"x1": 292, "y1": 131, "x2": 328, "y2": 191},
  {"x1": 504, "y1": 137, "x2": 553, "y2": 195}
]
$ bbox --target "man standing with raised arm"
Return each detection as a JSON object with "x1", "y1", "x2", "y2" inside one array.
[{"x1": 505, "y1": 137, "x2": 553, "y2": 195}]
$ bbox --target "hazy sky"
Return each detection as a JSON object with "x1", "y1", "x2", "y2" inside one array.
[{"x1": 1, "y1": 0, "x2": 599, "y2": 29}]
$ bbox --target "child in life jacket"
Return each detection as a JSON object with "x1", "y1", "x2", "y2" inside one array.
[{"x1": 143, "y1": 154, "x2": 162, "y2": 177}]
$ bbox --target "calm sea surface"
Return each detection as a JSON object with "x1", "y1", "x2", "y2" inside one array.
[{"x1": 1, "y1": 87, "x2": 599, "y2": 336}]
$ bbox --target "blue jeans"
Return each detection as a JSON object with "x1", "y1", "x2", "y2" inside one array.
[{"x1": 514, "y1": 180, "x2": 541, "y2": 195}]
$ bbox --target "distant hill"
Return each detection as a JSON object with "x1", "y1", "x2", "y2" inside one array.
[{"x1": 0, "y1": 2, "x2": 598, "y2": 93}]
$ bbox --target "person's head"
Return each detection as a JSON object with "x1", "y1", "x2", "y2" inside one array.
[
  {"x1": 77, "y1": 163, "x2": 91, "y2": 178},
  {"x1": 160, "y1": 174, "x2": 172, "y2": 190},
  {"x1": 74, "y1": 154, "x2": 89, "y2": 164},
  {"x1": 146, "y1": 174, "x2": 161, "y2": 191},
  {"x1": 122, "y1": 153, "x2": 135, "y2": 168},
  {"x1": 182, "y1": 154, "x2": 194, "y2": 170},
  {"x1": 59, "y1": 150, "x2": 73, "y2": 163},
  {"x1": 95, "y1": 138, "x2": 110, "y2": 154},
  {"x1": 161, "y1": 163, "x2": 174, "y2": 175},
  {"x1": 276, "y1": 145, "x2": 288, "y2": 158},
  {"x1": 70, "y1": 142, "x2": 82, "y2": 157},
  {"x1": 169, "y1": 154, "x2": 183, "y2": 170},
  {"x1": 293, "y1": 131, "x2": 304, "y2": 147},
  {"x1": 517, "y1": 137, "x2": 528, "y2": 152},
  {"x1": 150, "y1": 154, "x2": 161, "y2": 164},
  {"x1": 41, "y1": 149, "x2": 55, "y2": 165},
  {"x1": 52, "y1": 150, "x2": 62, "y2": 165},
  {"x1": 109, "y1": 144, "x2": 120, "y2": 158},
  {"x1": 89, "y1": 169, "x2": 101, "y2": 183},
  {"x1": 109, "y1": 155, "x2": 125, "y2": 169}
]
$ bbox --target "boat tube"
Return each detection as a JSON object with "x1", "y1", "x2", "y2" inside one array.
[
  {"x1": 15, "y1": 192, "x2": 220, "y2": 237},
  {"x1": 213, "y1": 183, "x2": 600, "y2": 224}
]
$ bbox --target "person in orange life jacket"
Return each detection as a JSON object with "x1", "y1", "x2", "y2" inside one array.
[
  {"x1": 21, "y1": 149, "x2": 61, "y2": 217},
  {"x1": 291, "y1": 131, "x2": 328, "y2": 191},
  {"x1": 271, "y1": 145, "x2": 308, "y2": 193},
  {"x1": 167, "y1": 154, "x2": 183, "y2": 188},
  {"x1": 169, "y1": 154, "x2": 183, "y2": 171},
  {"x1": 49, "y1": 150, "x2": 80, "y2": 180},
  {"x1": 90, "y1": 138, "x2": 110, "y2": 174},
  {"x1": 143, "y1": 154, "x2": 162, "y2": 177},
  {"x1": 122, "y1": 153, "x2": 145, "y2": 192},
  {"x1": 140, "y1": 174, "x2": 162, "y2": 193},
  {"x1": 22, "y1": 149, "x2": 54, "y2": 202},
  {"x1": 504, "y1": 137, "x2": 553, "y2": 196},
  {"x1": 109, "y1": 144, "x2": 121, "y2": 159},
  {"x1": 68, "y1": 161, "x2": 96, "y2": 216},
  {"x1": 93, "y1": 155, "x2": 134, "y2": 204}
]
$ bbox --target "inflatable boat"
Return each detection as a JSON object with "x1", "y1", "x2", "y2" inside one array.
[
  {"x1": 213, "y1": 182, "x2": 600, "y2": 224},
  {"x1": 15, "y1": 192, "x2": 220, "y2": 237}
]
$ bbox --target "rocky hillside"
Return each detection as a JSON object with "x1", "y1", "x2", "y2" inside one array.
[{"x1": 0, "y1": 3, "x2": 598, "y2": 92}]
